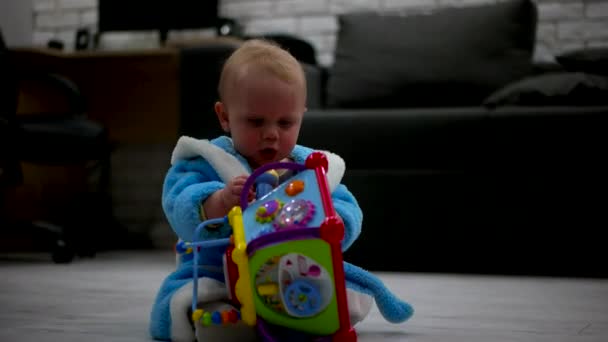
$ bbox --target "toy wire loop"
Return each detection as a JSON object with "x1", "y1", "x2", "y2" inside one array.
[{"x1": 240, "y1": 162, "x2": 306, "y2": 210}]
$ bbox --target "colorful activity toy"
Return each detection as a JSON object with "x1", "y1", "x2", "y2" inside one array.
[{"x1": 188, "y1": 152, "x2": 357, "y2": 341}]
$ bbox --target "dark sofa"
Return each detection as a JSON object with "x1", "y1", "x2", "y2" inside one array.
[{"x1": 179, "y1": 0, "x2": 608, "y2": 277}]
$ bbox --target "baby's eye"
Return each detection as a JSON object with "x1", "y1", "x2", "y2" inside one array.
[
  {"x1": 248, "y1": 118, "x2": 264, "y2": 127},
  {"x1": 279, "y1": 120, "x2": 293, "y2": 128}
]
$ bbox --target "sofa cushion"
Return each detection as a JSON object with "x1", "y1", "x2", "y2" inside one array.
[
  {"x1": 483, "y1": 72, "x2": 608, "y2": 107},
  {"x1": 555, "y1": 47, "x2": 608, "y2": 76},
  {"x1": 326, "y1": 0, "x2": 538, "y2": 108}
]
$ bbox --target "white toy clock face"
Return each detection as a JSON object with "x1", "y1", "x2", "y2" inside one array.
[{"x1": 254, "y1": 253, "x2": 333, "y2": 318}]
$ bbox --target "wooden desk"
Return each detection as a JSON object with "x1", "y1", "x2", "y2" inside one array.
[{"x1": 11, "y1": 47, "x2": 180, "y2": 143}]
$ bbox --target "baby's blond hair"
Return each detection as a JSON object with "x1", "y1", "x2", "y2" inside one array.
[{"x1": 218, "y1": 39, "x2": 306, "y2": 102}]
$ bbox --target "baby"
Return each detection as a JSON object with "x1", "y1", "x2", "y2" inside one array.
[{"x1": 150, "y1": 39, "x2": 412, "y2": 342}]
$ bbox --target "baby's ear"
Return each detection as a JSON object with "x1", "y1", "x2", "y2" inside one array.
[{"x1": 214, "y1": 101, "x2": 230, "y2": 132}]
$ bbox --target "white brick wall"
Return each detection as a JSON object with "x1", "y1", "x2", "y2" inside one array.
[
  {"x1": 31, "y1": 0, "x2": 608, "y2": 63},
  {"x1": 558, "y1": 20, "x2": 608, "y2": 40},
  {"x1": 274, "y1": 0, "x2": 329, "y2": 16},
  {"x1": 329, "y1": 0, "x2": 383, "y2": 14},
  {"x1": 587, "y1": 1, "x2": 608, "y2": 17},
  {"x1": 537, "y1": 2, "x2": 584, "y2": 21},
  {"x1": 437, "y1": 0, "x2": 498, "y2": 6},
  {"x1": 245, "y1": 17, "x2": 299, "y2": 35},
  {"x1": 32, "y1": 0, "x2": 96, "y2": 50},
  {"x1": 33, "y1": 0, "x2": 56, "y2": 12}
]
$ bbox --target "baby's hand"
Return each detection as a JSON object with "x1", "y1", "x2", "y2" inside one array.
[{"x1": 222, "y1": 175, "x2": 255, "y2": 209}]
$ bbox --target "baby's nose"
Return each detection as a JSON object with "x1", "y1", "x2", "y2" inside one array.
[{"x1": 263, "y1": 126, "x2": 279, "y2": 140}]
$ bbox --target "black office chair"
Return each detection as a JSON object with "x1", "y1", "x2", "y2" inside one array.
[{"x1": 0, "y1": 30, "x2": 112, "y2": 263}]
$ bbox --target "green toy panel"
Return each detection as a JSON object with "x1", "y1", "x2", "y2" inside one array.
[{"x1": 249, "y1": 239, "x2": 340, "y2": 335}]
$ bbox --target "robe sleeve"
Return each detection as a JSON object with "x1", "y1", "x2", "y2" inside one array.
[
  {"x1": 332, "y1": 184, "x2": 363, "y2": 251},
  {"x1": 161, "y1": 158, "x2": 225, "y2": 242}
]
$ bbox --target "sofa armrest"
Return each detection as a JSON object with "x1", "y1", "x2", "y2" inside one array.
[
  {"x1": 299, "y1": 108, "x2": 490, "y2": 170},
  {"x1": 530, "y1": 61, "x2": 566, "y2": 75}
]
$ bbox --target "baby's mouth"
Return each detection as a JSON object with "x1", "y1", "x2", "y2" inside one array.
[{"x1": 259, "y1": 148, "x2": 277, "y2": 160}]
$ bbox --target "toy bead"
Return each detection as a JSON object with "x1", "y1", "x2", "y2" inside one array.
[
  {"x1": 202, "y1": 312, "x2": 212, "y2": 326},
  {"x1": 211, "y1": 311, "x2": 222, "y2": 325},
  {"x1": 285, "y1": 180, "x2": 305, "y2": 196},
  {"x1": 221, "y1": 310, "x2": 230, "y2": 324},
  {"x1": 229, "y1": 309, "x2": 239, "y2": 323},
  {"x1": 175, "y1": 241, "x2": 186, "y2": 254},
  {"x1": 192, "y1": 309, "x2": 203, "y2": 323}
]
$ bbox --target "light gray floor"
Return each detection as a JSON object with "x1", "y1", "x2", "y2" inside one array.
[{"x1": 0, "y1": 250, "x2": 607, "y2": 342}]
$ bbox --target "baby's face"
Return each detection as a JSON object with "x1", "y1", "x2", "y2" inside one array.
[{"x1": 217, "y1": 69, "x2": 306, "y2": 170}]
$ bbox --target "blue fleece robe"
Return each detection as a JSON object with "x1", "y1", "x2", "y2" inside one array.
[{"x1": 150, "y1": 136, "x2": 412, "y2": 341}]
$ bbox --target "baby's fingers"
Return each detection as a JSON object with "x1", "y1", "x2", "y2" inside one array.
[
  {"x1": 234, "y1": 175, "x2": 249, "y2": 184},
  {"x1": 231, "y1": 184, "x2": 245, "y2": 196}
]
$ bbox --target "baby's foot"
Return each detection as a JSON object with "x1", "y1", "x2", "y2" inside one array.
[
  {"x1": 347, "y1": 288, "x2": 373, "y2": 326},
  {"x1": 193, "y1": 301, "x2": 257, "y2": 342}
]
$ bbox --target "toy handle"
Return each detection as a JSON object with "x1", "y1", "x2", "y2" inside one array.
[
  {"x1": 255, "y1": 170, "x2": 279, "y2": 200},
  {"x1": 240, "y1": 162, "x2": 306, "y2": 210}
]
